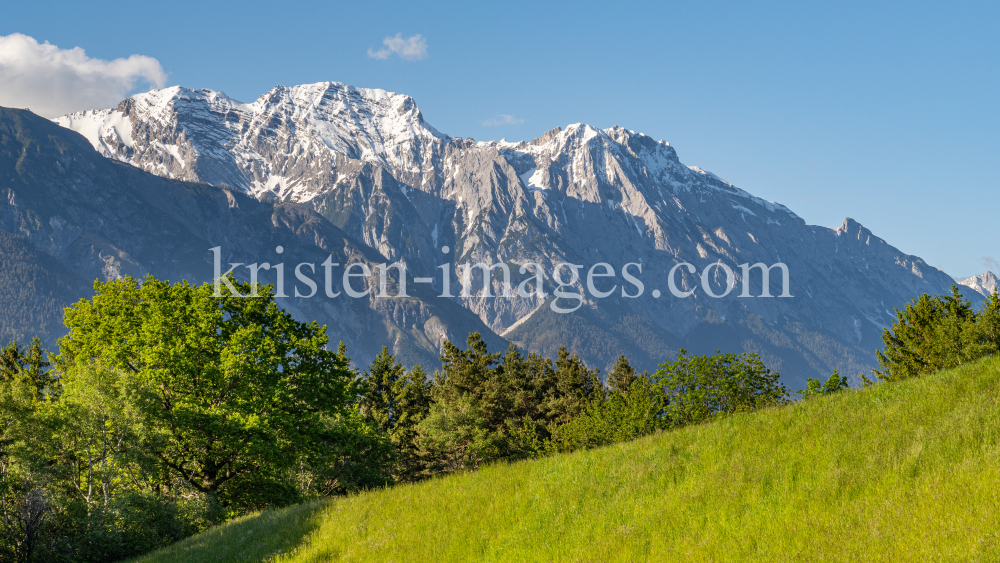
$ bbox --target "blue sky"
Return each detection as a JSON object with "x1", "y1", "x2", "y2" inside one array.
[{"x1": 3, "y1": 0, "x2": 997, "y2": 278}]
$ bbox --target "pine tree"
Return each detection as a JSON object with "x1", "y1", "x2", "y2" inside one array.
[
  {"x1": 965, "y1": 289, "x2": 1000, "y2": 359},
  {"x1": 0, "y1": 337, "x2": 53, "y2": 397},
  {"x1": 434, "y1": 333, "x2": 502, "y2": 404},
  {"x1": 544, "y1": 346, "x2": 602, "y2": 427},
  {"x1": 875, "y1": 286, "x2": 976, "y2": 381},
  {"x1": 607, "y1": 354, "x2": 638, "y2": 393},
  {"x1": 359, "y1": 347, "x2": 432, "y2": 481},
  {"x1": 360, "y1": 347, "x2": 407, "y2": 434},
  {"x1": 493, "y1": 344, "x2": 561, "y2": 459}
]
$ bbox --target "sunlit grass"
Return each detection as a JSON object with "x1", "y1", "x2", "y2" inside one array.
[{"x1": 135, "y1": 357, "x2": 1000, "y2": 562}]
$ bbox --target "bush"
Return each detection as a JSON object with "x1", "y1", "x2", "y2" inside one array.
[
  {"x1": 547, "y1": 375, "x2": 665, "y2": 453},
  {"x1": 656, "y1": 349, "x2": 789, "y2": 427},
  {"x1": 796, "y1": 370, "x2": 851, "y2": 400},
  {"x1": 56, "y1": 492, "x2": 223, "y2": 563}
]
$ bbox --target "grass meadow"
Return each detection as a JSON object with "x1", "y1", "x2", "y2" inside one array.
[{"x1": 133, "y1": 357, "x2": 1000, "y2": 562}]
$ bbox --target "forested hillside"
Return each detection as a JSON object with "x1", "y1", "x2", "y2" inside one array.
[{"x1": 0, "y1": 233, "x2": 85, "y2": 346}]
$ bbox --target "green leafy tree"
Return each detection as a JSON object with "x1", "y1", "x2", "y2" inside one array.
[
  {"x1": 48, "y1": 364, "x2": 150, "y2": 509},
  {"x1": 548, "y1": 373, "x2": 665, "y2": 453},
  {"x1": 285, "y1": 407, "x2": 394, "y2": 500},
  {"x1": 655, "y1": 349, "x2": 788, "y2": 427},
  {"x1": 795, "y1": 369, "x2": 851, "y2": 400},
  {"x1": 0, "y1": 365, "x2": 45, "y2": 563},
  {"x1": 56, "y1": 275, "x2": 355, "y2": 509},
  {"x1": 2, "y1": 342, "x2": 229, "y2": 563},
  {"x1": 0, "y1": 341, "x2": 93, "y2": 563},
  {"x1": 0, "y1": 340, "x2": 51, "y2": 467}
]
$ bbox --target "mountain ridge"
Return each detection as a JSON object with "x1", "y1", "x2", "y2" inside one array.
[
  {"x1": 1, "y1": 106, "x2": 505, "y2": 369},
  {"x1": 25, "y1": 80, "x2": 983, "y2": 385},
  {"x1": 960, "y1": 271, "x2": 999, "y2": 297}
]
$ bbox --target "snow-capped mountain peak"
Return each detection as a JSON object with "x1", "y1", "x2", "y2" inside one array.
[
  {"x1": 960, "y1": 271, "x2": 999, "y2": 297},
  {"x1": 48, "y1": 80, "x2": 974, "y2": 385},
  {"x1": 55, "y1": 81, "x2": 449, "y2": 201}
]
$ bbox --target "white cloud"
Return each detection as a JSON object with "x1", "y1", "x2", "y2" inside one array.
[
  {"x1": 367, "y1": 33, "x2": 428, "y2": 61},
  {"x1": 481, "y1": 114, "x2": 525, "y2": 127},
  {"x1": 0, "y1": 33, "x2": 167, "y2": 118}
]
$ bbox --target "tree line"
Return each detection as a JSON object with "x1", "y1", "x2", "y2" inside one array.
[{"x1": 1, "y1": 276, "x2": 995, "y2": 562}]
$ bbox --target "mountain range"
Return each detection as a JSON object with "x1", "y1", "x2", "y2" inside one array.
[{"x1": 0, "y1": 81, "x2": 983, "y2": 387}]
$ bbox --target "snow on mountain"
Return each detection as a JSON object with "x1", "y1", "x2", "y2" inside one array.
[
  {"x1": 51, "y1": 81, "x2": 974, "y2": 385},
  {"x1": 56, "y1": 82, "x2": 449, "y2": 201},
  {"x1": 55, "y1": 84, "x2": 793, "y2": 220},
  {"x1": 959, "y1": 271, "x2": 999, "y2": 297},
  {"x1": 3, "y1": 106, "x2": 502, "y2": 371}
]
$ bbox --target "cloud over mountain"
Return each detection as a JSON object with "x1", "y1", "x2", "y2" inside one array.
[
  {"x1": 367, "y1": 34, "x2": 428, "y2": 61},
  {"x1": 0, "y1": 33, "x2": 166, "y2": 118},
  {"x1": 481, "y1": 114, "x2": 524, "y2": 127}
]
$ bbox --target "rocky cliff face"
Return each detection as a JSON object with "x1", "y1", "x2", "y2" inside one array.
[{"x1": 49, "y1": 82, "x2": 980, "y2": 386}]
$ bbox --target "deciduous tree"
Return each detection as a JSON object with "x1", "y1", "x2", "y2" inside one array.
[{"x1": 57, "y1": 276, "x2": 355, "y2": 508}]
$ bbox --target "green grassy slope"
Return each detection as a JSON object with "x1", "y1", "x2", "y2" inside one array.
[{"x1": 134, "y1": 357, "x2": 1000, "y2": 562}]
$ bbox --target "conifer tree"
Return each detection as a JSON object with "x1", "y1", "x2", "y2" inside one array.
[
  {"x1": 434, "y1": 333, "x2": 501, "y2": 404},
  {"x1": 0, "y1": 337, "x2": 53, "y2": 396},
  {"x1": 965, "y1": 289, "x2": 1000, "y2": 359},
  {"x1": 607, "y1": 354, "x2": 638, "y2": 393},
  {"x1": 359, "y1": 347, "x2": 431, "y2": 481},
  {"x1": 360, "y1": 347, "x2": 408, "y2": 435},
  {"x1": 416, "y1": 333, "x2": 503, "y2": 476},
  {"x1": 545, "y1": 346, "x2": 602, "y2": 427},
  {"x1": 875, "y1": 286, "x2": 976, "y2": 381},
  {"x1": 391, "y1": 365, "x2": 432, "y2": 479}
]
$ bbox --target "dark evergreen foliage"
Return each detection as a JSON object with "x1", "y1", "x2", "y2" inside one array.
[
  {"x1": 358, "y1": 346, "x2": 432, "y2": 482},
  {"x1": 606, "y1": 354, "x2": 638, "y2": 393},
  {"x1": 875, "y1": 286, "x2": 1000, "y2": 381}
]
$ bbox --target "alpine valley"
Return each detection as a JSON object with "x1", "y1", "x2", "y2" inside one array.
[{"x1": 0, "y1": 81, "x2": 982, "y2": 387}]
